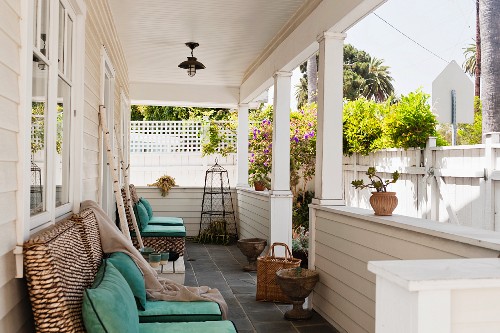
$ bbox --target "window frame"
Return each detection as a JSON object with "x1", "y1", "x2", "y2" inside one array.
[{"x1": 22, "y1": 0, "x2": 86, "y2": 233}]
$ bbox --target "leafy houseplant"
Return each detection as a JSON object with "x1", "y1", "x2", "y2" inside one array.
[
  {"x1": 148, "y1": 175, "x2": 176, "y2": 197},
  {"x1": 351, "y1": 167, "x2": 400, "y2": 216}
]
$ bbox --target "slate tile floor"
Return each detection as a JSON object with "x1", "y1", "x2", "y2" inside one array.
[{"x1": 184, "y1": 241, "x2": 339, "y2": 333}]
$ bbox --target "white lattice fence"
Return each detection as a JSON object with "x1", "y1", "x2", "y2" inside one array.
[{"x1": 130, "y1": 121, "x2": 202, "y2": 153}]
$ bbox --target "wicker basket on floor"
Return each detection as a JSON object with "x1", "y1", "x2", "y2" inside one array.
[{"x1": 256, "y1": 242, "x2": 301, "y2": 303}]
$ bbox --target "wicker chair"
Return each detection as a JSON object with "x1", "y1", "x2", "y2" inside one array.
[{"x1": 123, "y1": 185, "x2": 186, "y2": 255}]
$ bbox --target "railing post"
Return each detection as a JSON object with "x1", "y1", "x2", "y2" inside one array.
[
  {"x1": 424, "y1": 137, "x2": 437, "y2": 220},
  {"x1": 484, "y1": 132, "x2": 500, "y2": 230}
]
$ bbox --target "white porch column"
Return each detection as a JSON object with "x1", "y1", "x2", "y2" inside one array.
[
  {"x1": 237, "y1": 103, "x2": 250, "y2": 187},
  {"x1": 313, "y1": 32, "x2": 346, "y2": 206},
  {"x1": 270, "y1": 71, "x2": 293, "y2": 253}
]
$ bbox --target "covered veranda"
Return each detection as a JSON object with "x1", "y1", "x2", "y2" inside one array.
[{"x1": 6, "y1": 0, "x2": 500, "y2": 332}]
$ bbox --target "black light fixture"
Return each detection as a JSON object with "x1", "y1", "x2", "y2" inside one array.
[{"x1": 178, "y1": 42, "x2": 205, "y2": 77}]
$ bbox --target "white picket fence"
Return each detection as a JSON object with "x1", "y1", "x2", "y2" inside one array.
[{"x1": 344, "y1": 136, "x2": 500, "y2": 231}]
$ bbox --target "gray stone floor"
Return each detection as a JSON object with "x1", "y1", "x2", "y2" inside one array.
[{"x1": 184, "y1": 241, "x2": 339, "y2": 333}]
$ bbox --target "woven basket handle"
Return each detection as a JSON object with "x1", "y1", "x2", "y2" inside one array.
[{"x1": 266, "y1": 242, "x2": 293, "y2": 260}]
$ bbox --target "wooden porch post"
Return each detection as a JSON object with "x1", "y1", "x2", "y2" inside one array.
[
  {"x1": 270, "y1": 71, "x2": 293, "y2": 254},
  {"x1": 313, "y1": 32, "x2": 346, "y2": 206},
  {"x1": 237, "y1": 103, "x2": 250, "y2": 187}
]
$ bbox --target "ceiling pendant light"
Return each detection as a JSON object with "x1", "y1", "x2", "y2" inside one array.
[{"x1": 178, "y1": 42, "x2": 206, "y2": 77}]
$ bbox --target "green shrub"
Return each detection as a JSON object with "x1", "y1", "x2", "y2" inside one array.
[
  {"x1": 343, "y1": 98, "x2": 384, "y2": 155},
  {"x1": 458, "y1": 97, "x2": 482, "y2": 145},
  {"x1": 382, "y1": 90, "x2": 438, "y2": 149}
]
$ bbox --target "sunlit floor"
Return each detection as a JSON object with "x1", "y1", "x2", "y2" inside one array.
[{"x1": 184, "y1": 241, "x2": 339, "y2": 333}]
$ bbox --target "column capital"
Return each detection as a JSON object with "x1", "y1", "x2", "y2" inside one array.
[
  {"x1": 273, "y1": 71, "x2": 293, "y2": 79},
  {"x1": 238, "y1": 103, "x2": 249, "y2": 109},
  {"x1": 317, "y1": 31, "x2": 347, "y2": 43}
]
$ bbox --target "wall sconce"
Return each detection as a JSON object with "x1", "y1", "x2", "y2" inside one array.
[{"x1": 178, "y1": 42, "x2": 205, "y2": 77}]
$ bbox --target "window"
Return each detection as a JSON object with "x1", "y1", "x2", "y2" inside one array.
[{"x1": 30, "y1": 0, "x2": 81, "y2": 229}]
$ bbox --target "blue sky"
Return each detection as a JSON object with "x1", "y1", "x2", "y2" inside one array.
[{"x1": 287, "y1": 0, "x2": 476, "y2": 110}]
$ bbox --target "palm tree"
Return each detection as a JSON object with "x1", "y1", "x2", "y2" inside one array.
[
  {"x1": 295, "y1": 76, "x2": 308, "y2": 110},
  {"x1": 362, "y1": 57, "x2": 394, "y2": 102},
  {"x1": 463, "y1": 43, "x2": 476, "y2": 76},
  {"x1": 480, "y1": 0, "x2": 500, "y2": 133}
]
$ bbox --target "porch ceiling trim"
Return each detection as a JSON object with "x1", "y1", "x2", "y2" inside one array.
[
  {"x1": 239, "y1": 0, "x2": 387, "y2": 103},
  {"x1": 130, "y1": 82, "x2": 239, "y2": 108}
]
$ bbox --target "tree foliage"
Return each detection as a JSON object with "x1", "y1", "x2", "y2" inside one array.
[
  {"x1": 457, "y1": 97, "x2": 482, "y2": 145},
  {"x1": 130, "y1": 105, "x2": 233, "y2": 121}
]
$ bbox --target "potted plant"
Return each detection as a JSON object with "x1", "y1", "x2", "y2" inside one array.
[
  {"x1": 249, "y1": 172, "x2": 270, "y2": 191},
  {"x1": 148, "y1": 175, "x2": 176, "y2": 197},
  {"x1": 351, "y1": 167, "x2": 400, "y2": 216},
  {"x1": 248, "y1": 119, "x2": 273, "y2": 191}
]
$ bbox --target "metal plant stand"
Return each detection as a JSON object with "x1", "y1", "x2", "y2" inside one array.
[{"x1": 198, "y1": 160, "x2": 238, "y2": 244}]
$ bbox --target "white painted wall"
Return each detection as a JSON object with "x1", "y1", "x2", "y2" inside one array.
[
  {"x1": 0, "y1": 0, "x2": 33, "y2": 331},
  {"x1": 237, "y1": 189, "x2": 271, "y2": 241},
  {"x1": 82, "y1": 0, "x2": 130, "y2": 202},
  {"x1": 130, "y1": 153, "x2": 237, "y2": 187},
  {"x1": 309, "y1": 205, "x2": 500, "y2": 333}
]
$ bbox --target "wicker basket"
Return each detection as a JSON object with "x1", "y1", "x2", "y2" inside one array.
[{"x1": 256, "y1": 242, "x2": 301, "y2": 303}]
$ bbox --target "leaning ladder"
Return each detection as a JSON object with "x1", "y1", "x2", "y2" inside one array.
[{"x1": 98, "y1": 105, "x2": 131, "y2": 241}]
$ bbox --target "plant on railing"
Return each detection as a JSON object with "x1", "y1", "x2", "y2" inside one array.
[
  {"x1": 148, "y1": 175, "x2": 176, "y2": 196},
  {"x1": 351, "y1": 167, "x2": 399, "y2": 192}
]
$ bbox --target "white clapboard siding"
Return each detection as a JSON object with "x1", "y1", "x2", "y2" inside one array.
[
  {"x1": 83, "y1": 0, "x2": 129, "y2": 201},
  {"x1": 0, "y1": 0, "x2": 32, "y2": 331},
  {"x1": 236, "y1": 189, "x2": 270, "y2": 241},
  {"x1": 312, "y1": 206, "x2": 500, "y2": 333},
  {"x1": 136, "y1": 187, "x2": 239, "y2": 237}
]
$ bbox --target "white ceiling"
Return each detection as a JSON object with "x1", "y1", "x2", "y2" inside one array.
[{"x1": 109, "y1": 0, "x2": 311, "y2": 88}]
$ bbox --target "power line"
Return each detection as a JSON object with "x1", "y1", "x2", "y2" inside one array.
[{"x1": 373, "y1": 13, "x2": 449, "y2": 64}]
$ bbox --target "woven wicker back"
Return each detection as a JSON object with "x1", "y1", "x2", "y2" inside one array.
[
  {"x1": 129, "y1": 184, "x2": 140, "y2": 204},
  {"x1": 24, "y1": 218, "x2": 95, "y2": 333},
  {"x1": 73, "y1": 208, "x2": 104, "y2": 276}
]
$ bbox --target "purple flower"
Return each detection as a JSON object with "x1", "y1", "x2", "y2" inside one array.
[
  {"x1": 263, "y1": 162, "x2": 268, "y2": 167},
  {"x1": 264, "y1": 149, "x2": 269, "y2": 154},
  {"x1": 293, "y1": 136, "x2": 299, "y2": 143},
  {"x1": 308, "y1": 122, "x2": 312, "y2": 127},
  {"x1": 309, "y1": 131, "x2": 315, "y2": 137},
  {"x1": 251, "y1": 153, "x2": 255, "y2": 157}
]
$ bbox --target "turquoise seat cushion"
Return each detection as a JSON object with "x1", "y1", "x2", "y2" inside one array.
[
  {"x1": 140, "y1": 224, "x2": 186, "y2": 237},
  {"x1": 138, "y1": 300, "x2": 222, "y2": 323},
  {"x1": 82, "y1": 261, "x2": 139, "y2": 333},
  {"x1": 133, "y1": 201, "x2": 150, "y2": 230},
  {"x1": 107, "y1": 252, "x2": 147, "y2": 310},
  {"x1": 148, "y1": 216, "x2": 184, "y2": 226},
  {"x1": 139, "y1": 197, "x2": 154, "y2": 219},
  {"x1": 139, "y1": 321, "x2": 237, "y2": 333}
]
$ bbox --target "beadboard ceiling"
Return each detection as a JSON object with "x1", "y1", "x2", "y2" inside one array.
[{"x1": 108, "y1": 0, "x2": 315, "y2": 89}]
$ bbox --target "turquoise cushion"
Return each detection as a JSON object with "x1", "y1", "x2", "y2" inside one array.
[
  {"x1": 134, "y1": 201, "x2": 150, "y2": 230},
  {"x1": 148, "y1": 216, "x2": 184, "y2": 226},
  {"x1": 140, "y1": 197, "x2": 154, "y2": 219},
  {"x1": 138, "y1": 300, "x2": 222, "y2": 323},
  {"x1": 82, "y1": 261, "x2": 139, "y2": 333},
  {"x1": 140, "y1": 225, "x2": 186, "y2": 237},
  {"x1": 107, "y1": 252, "x2": 147, "y2": 311},
  {"x1": 139, "y1": 321, "x2": 237, "y2": 333}
]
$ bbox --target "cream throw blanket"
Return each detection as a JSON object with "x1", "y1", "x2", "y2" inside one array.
[{"x1": 80, "y1": 200, "x2": 228, "y2": 319}]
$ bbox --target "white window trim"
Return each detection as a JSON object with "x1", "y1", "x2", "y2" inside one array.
[{"x1": 16, "y1": 0, "x2": 86, "y2": 278}]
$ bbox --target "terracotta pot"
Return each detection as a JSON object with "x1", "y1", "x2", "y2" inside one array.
[
  {"x1": 369, "y1": 191, "x2": 398, "y2": 216},
  {"x1": 253, "y1": 181, "x2": 266, "y2": 191}
]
